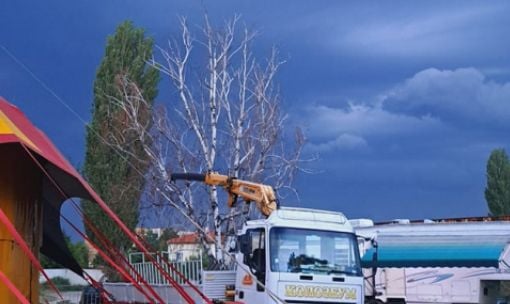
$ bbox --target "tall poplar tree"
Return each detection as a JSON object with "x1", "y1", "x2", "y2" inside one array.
[
  {"x1": 485, "y1": 148, "x2": 510, "y2": 216},
  {"x1": 82, "y1": 21, "x2": 159, "y2": 275}
]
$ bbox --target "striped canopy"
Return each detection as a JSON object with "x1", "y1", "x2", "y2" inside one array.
[{"x1": 361, "y1": 234, "x2": 510, "y2": 268}]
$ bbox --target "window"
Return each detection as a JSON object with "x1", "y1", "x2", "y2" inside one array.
[
  {"x1": 269, "y1": 228, "x2": 361, "y2": 276},
  {"x1": 175, "y1": 251, "x2": 183, "y2": 262},
  {"x1": 245, "y1": 229, "x2": 265, "y2": 272},
  {"x1": 243, "y1": 228, "x2": 266, "y2": 292}
]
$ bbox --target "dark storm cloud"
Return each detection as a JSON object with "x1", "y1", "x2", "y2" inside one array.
[
  {"x1": 333, "y1": 5, "x2": 505, "y2": 57},
  {"x1": 2, "y1": 1, "x2": 510, "y2": 226}
]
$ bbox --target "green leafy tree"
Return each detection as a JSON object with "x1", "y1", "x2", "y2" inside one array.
[
  {"x1": 138, "y1": 228, "x2": 177, "y2": 252},
  {"x1": 485, "y1": 148, "x2": 510, "y2": 216},
  {"x1": 71, "y1": 241, "x2": 89, "y2": 268},
  {"x1": 157, "y1": 228, "x2": 177, "y2": 252},
  {"x1": 82, "y1": 21, "x2": 159, "y2": 280},
  {"x1": 142, "y1": 230, "x2": 160, "y2": 251}
]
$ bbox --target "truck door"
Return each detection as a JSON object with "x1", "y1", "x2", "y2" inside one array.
[{"x1": 237, "y1": 228, "x2": 267, "y2": 303}]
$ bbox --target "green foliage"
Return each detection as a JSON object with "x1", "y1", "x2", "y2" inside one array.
[
  {"x1": 82, "y1": 20, "x2": 159, "y2": 281},
  {"x1": 142, "y1": 230, "x2": 160, "y2": 250},
  {"x1": 71, "y1": 241, "x2": 90, "y2": 268},
  {"x1": 137, "y1": 228, "x2": 177, "y2": 252},
  {"x1": 485, "y1": 148, "x2": 510, "y2": 216},
  {"x1": 157, "y1": 228, "x2": 177, "y2": 251},
  {"x1": 47, "y1": 276, "x2": 70, "y2": 286},
  {"x1": 41, "y1": 236, "x2": 89, "y2": 269},
  {"x1": 197, "y1": 250, "x2": 214, "y2": 270}
]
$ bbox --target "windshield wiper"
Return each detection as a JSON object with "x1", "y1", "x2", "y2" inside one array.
[
  {"x1": 328, "y1": 267, "x2": 361, "y2": 276},
  {"x1": 289, "y1": 266, "x2": 306, "y2": 273},
  {"x1": 327, "y1": 269, "x2": 350, "y2": 275}
]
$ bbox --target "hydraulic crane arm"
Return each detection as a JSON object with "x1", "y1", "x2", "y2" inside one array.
[{"x1": 170, "y1": 172, "x2": 278, "y2": 217}]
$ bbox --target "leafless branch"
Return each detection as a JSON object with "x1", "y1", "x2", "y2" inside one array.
[{"x1": 106, "y1": 15, "x2": 310, "y2": 266}]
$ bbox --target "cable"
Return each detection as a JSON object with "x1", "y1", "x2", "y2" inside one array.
[
  {"x1": 21, "y1": 142, "x2": 202, "y2": 304},
  {"x1": 0, "y1": 43, "x2": 148, "y2": 180},
  {"x1": 0, "y1": 45, "x2": 93, "y2": 131},
  {"x1": 19, "y1": 143, "x2": 160, "y2": 302},
  {"x1": 0, "y1": 208, "x2": 63, "y2": 301},
  {"x1": 0, "y1": 270, "x2": 30, "y2": 304},
  {"x1": 60, "y1": 213, "x2": 158, "y2": 304},
  {"x1": 20, "y1": 143, "x2": 170, "y2": 304}
]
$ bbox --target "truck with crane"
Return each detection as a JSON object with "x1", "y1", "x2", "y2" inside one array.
[{"x1": 170, "y1": 172, "x2": 365, "y2": 304}]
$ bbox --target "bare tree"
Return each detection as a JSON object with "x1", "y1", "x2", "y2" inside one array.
[{"x1": 107, "y1": 16, "x2": 308, "y2": 266}]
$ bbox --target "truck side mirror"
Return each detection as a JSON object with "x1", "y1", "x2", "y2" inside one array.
[{"x1": 239, "y1": 234, "x2": 251, "y2": 255}]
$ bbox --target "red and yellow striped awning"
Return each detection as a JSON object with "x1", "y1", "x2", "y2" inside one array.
[
  {"x1": 0, "y1": 97, "x2": 91, "y2": 276},
  {"x1": 0, "y1": 97, "x2": 81, "y2": 178}
]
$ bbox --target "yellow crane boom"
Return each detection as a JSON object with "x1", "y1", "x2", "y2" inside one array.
[{"x1": 170, "y1": 172, "x2": 277, "y2": 217}]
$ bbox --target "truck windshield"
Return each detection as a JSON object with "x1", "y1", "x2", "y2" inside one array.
[{"x1": 269, "y1": 227, "x2": 361, "y2": 276}]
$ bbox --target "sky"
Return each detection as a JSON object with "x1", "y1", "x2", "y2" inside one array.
[{"x1": 2, "y1": 1, "x2": 510, "y2": 231}]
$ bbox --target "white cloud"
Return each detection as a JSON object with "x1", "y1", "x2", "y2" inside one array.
[
  {"x1": 303, "y1": 67, "x2": 510, "y2": 153},
  {"x1": 480, "y1": 66, "x2": 510, "y2": 77},
  {"x1": 307, "y1": 133, "x2": 368, "y2": 153},
  {"x1": 384, "y1": 68, "x2": 510, "y2": 124},
  {"x1": 306, "y1": 103, "x2": 442, "y2": 140}
]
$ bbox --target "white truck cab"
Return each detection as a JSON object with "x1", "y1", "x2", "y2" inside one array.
[{"x1": 235, "y1": 207, "x2": 364, "y2": 304}]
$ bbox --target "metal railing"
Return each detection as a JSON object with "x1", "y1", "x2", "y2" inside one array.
[{"x1": 128, "y1": 252, "x2": 203, "y2": 285}]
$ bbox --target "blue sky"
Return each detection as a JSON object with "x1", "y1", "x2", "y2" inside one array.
[{"x1": 2, "y1": 1, "x2": 510, "y2": 228}]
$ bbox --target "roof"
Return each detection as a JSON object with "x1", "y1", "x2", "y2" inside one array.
[
  {"x1": 355, "y1": 220, "x2": 510, "y2": 239},
  {"x1": 361, "y1": 234, "x2": 510, "y2": 268},
  {"x1": 168, "y1": 232, "x2": 215, "y2": 245},
  {"x1": 375, "y1": 215, "x2": 510, "y2": 225},
  {"x1": 242, "y1": 207, "x2": 353, "y2": 234},
  {"x1": 0, "y1": 98, "x2": 84, "y2": 179}
]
